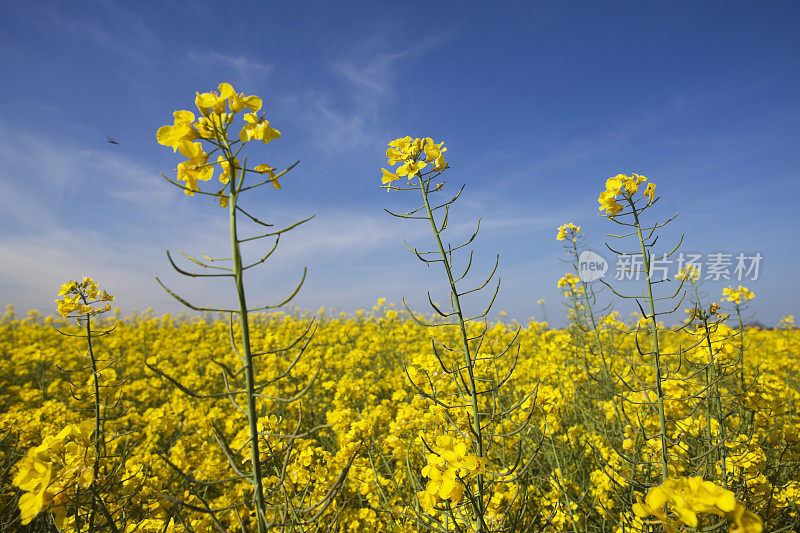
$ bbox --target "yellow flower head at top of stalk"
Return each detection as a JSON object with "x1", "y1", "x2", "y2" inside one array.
[
  {"x1": 380, "y1": 136, "x2": 448, "y2": 190},
  {"x1": 556, "y1": 222, "x2": 581, "y2": 241},
  {"x1": 598, "y1": 173, "x2": 655, "y2": 216},
  {"x1": 557, "y1": 273, "x2": 580, "y2": 288},
  {"x1": 54, "y1": 277, "x2": 114, "y2": 318},
  {"x1": 722, "y1": 285, "x2": 755, "y2": 305},
  {"x1": 157, "y1": 83, "x2": 280, "y2": 202}
]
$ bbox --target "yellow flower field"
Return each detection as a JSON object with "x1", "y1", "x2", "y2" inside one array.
[{"x1": 1, "y1": 305, "x2": 798, "y2": 531}]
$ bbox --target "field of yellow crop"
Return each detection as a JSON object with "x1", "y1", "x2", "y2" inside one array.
[{"x1": 1, "y1": 305, "x2": 798, "y2": 531}]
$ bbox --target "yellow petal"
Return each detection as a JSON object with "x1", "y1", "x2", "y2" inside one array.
[
  {"x1": 218, "y1": 82, "x2": 235, "y2": 99},
  {"x1": 244, "y1": 95, "x2": 262, "y2": 112}
]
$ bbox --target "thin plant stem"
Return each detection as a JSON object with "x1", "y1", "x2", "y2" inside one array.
[
  {"x1": 418, "y1": 173, "x2": 487, "y2": 530},
  {"x1": 221, "y1": 133, "x2": 268, "y2": 533},
  {"x1": 631, "y1": 202, "x2": 669, "y2": 482}
]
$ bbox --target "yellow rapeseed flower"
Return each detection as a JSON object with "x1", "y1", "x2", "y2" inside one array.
[
  {"x1": 598, "y1": 173, "x2": 655, "y2": 216},
  {"x1": 54, "y1": 278, "x2": 114, "y2": 318},
  {"x1": 722, "y1": 286, "x2": 755, "y2": 305},
  {"x1": 229, "y1": 91, "x2": 263, "y2": 114},
  {"x1": 557, "y1": 273, "x2": 580, "y2": 288},
  {"x1": 195, "y1": 82, "x2": 236, "y2": 116},
  {"x1": 381, "y1": 168, "x2": 400, "y2": 187},
  {"x1": 13, "y1": 421, "x2": 95, "y2": 527},
  {"x1": 216, "y1": 155, "x2": 240, "y2": 185},
  {"x1": 396, "y1": 159, "x2": 427, "y2": 179},
  {"x1": 632, "y1": 477, "x2": 762, "y2": 533},
  {"x1": 556, "y1": 222, "x2": 581, "y2": 241},
  {"x1": 156, "y1": 110, "x2": 199, "y2": 152},
  {"x1": 418, "y1": 435, "x2": 483, "y2": 513},
  {"x1": 176, "y1": 141, "x2": 213, "y2": 195},
  {"x1": 644, "y1": 182, "x2": 656, "y2": 204},
  {"x1": 380, "y1": 137, "x2": 448, "y2": 190},
  {"x1": 239, "y1": 112, "x2": 281, "y2": 144}
]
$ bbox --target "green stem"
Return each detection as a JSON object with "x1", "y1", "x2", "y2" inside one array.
[
  {"x1": 547, "y1": 424, "x2": 579, "y2": 533},
  {"x1": 737, "y1": 308, "x2": 746, "y2": 391},
  {"x1": 570, "y1": 240, "x2": 613, "y2": 386},
  {"x1": 83, "y1": 312, "x2": 119, "y2": 533},
  {"x1": 85, "y1": 314, "x2": 102, "y2": 530},
  {"x1": 631, "y1": 203, "x2": 670, "y2": 482},
  {"x1": 223, "y1": 136, "x2": 268, "y2": 532},
  {"x1": 703, "y1": 322, "x2": 728, "y2": 487},
  {"x1": 704, "y1": 365, "x2": 714, "y2": 479},
  {"x1": 418, "y1": 172, "x2": 486, "y2": 530}
]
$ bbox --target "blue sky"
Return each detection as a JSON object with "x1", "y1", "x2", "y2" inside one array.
[{"x1": 1, "y1": 1, "x2": 798, "y2": 326}]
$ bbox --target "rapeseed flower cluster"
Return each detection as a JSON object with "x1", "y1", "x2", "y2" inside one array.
[
  {"x1": 380, "y1": 136, "x2": 448, "y2": 190},
  {"x1": 723, "y1": 285, "x2": 756, "y2": 305},
  {"x1": 156, "y1": 82, "x2": 281, "y2": 202},
  {"x1": 633, "y1": 476, "x2": 763, "y2": 533},
  {"x1": 597, "y1": 173, "x2": 656, "y2": 216},
  {"x1": 12, "y1": 421, "x2": 95, "y2": 527},
  {"x1": 556, "y1": 222, "x2": 581, "y2": 241},
  {"x1": 557, "y1": 273, "x2": 580, "y2": 288},
  {"x1": 54, "y1": 277, "x2": 114, "y2": 318},
  {"x1": 418, "y1": 435, "x2": 484, "y2": 513}
]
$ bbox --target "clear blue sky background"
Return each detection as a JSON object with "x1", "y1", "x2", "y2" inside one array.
[{"x1": 1, "y1": 1, "x2": 798, "y2": 326}]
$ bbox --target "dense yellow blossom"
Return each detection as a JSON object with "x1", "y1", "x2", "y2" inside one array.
[
  {"x1": 12, "y1": 421, "x2": 95, "y2": 527},
  {"x1": 380, "y1": 137, "x2": 448, "y2": 189},
  {"x1": 633, "y1": 476, "x2": 762, "y2": 533},
  {"x1": 557, "y1": 272, "x2": 580, "y2": 288},
  {"x1": 556, "y1": 222, "x2": 581, "y2": 241},
  {"x1": 598, "y1": 173, "x2": 653, "y2": 216},
  {"x1": 723, "y1": 285, "x2": 755, "y2": 305},
  {"x1": 157, "y1": 83, "x2": 280, "y2": 201},
  {"x1": 418, "y1": 435, "x2": 484, "y2": 513},
  {"x1": 1, "y1": 306, "x2": 796, "y2": 530},
  {"x1": 54, "y1": 277, "x2": 114, "y2": 318}
]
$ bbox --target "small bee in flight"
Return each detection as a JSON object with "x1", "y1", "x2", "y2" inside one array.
[{"x1": 106, "y1": 137, "x2": 120, "y2": 145}]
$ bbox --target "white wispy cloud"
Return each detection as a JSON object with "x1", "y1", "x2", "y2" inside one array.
[
  {"x1": 187, "y1": 52, "x2": 274, "y2": 87},
  {"x1": 278, "y1": 30, "x2": 457, "y2": 154},
  {"x1": 0, "y1": 119, "x2": 172, "y2": 221}
]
